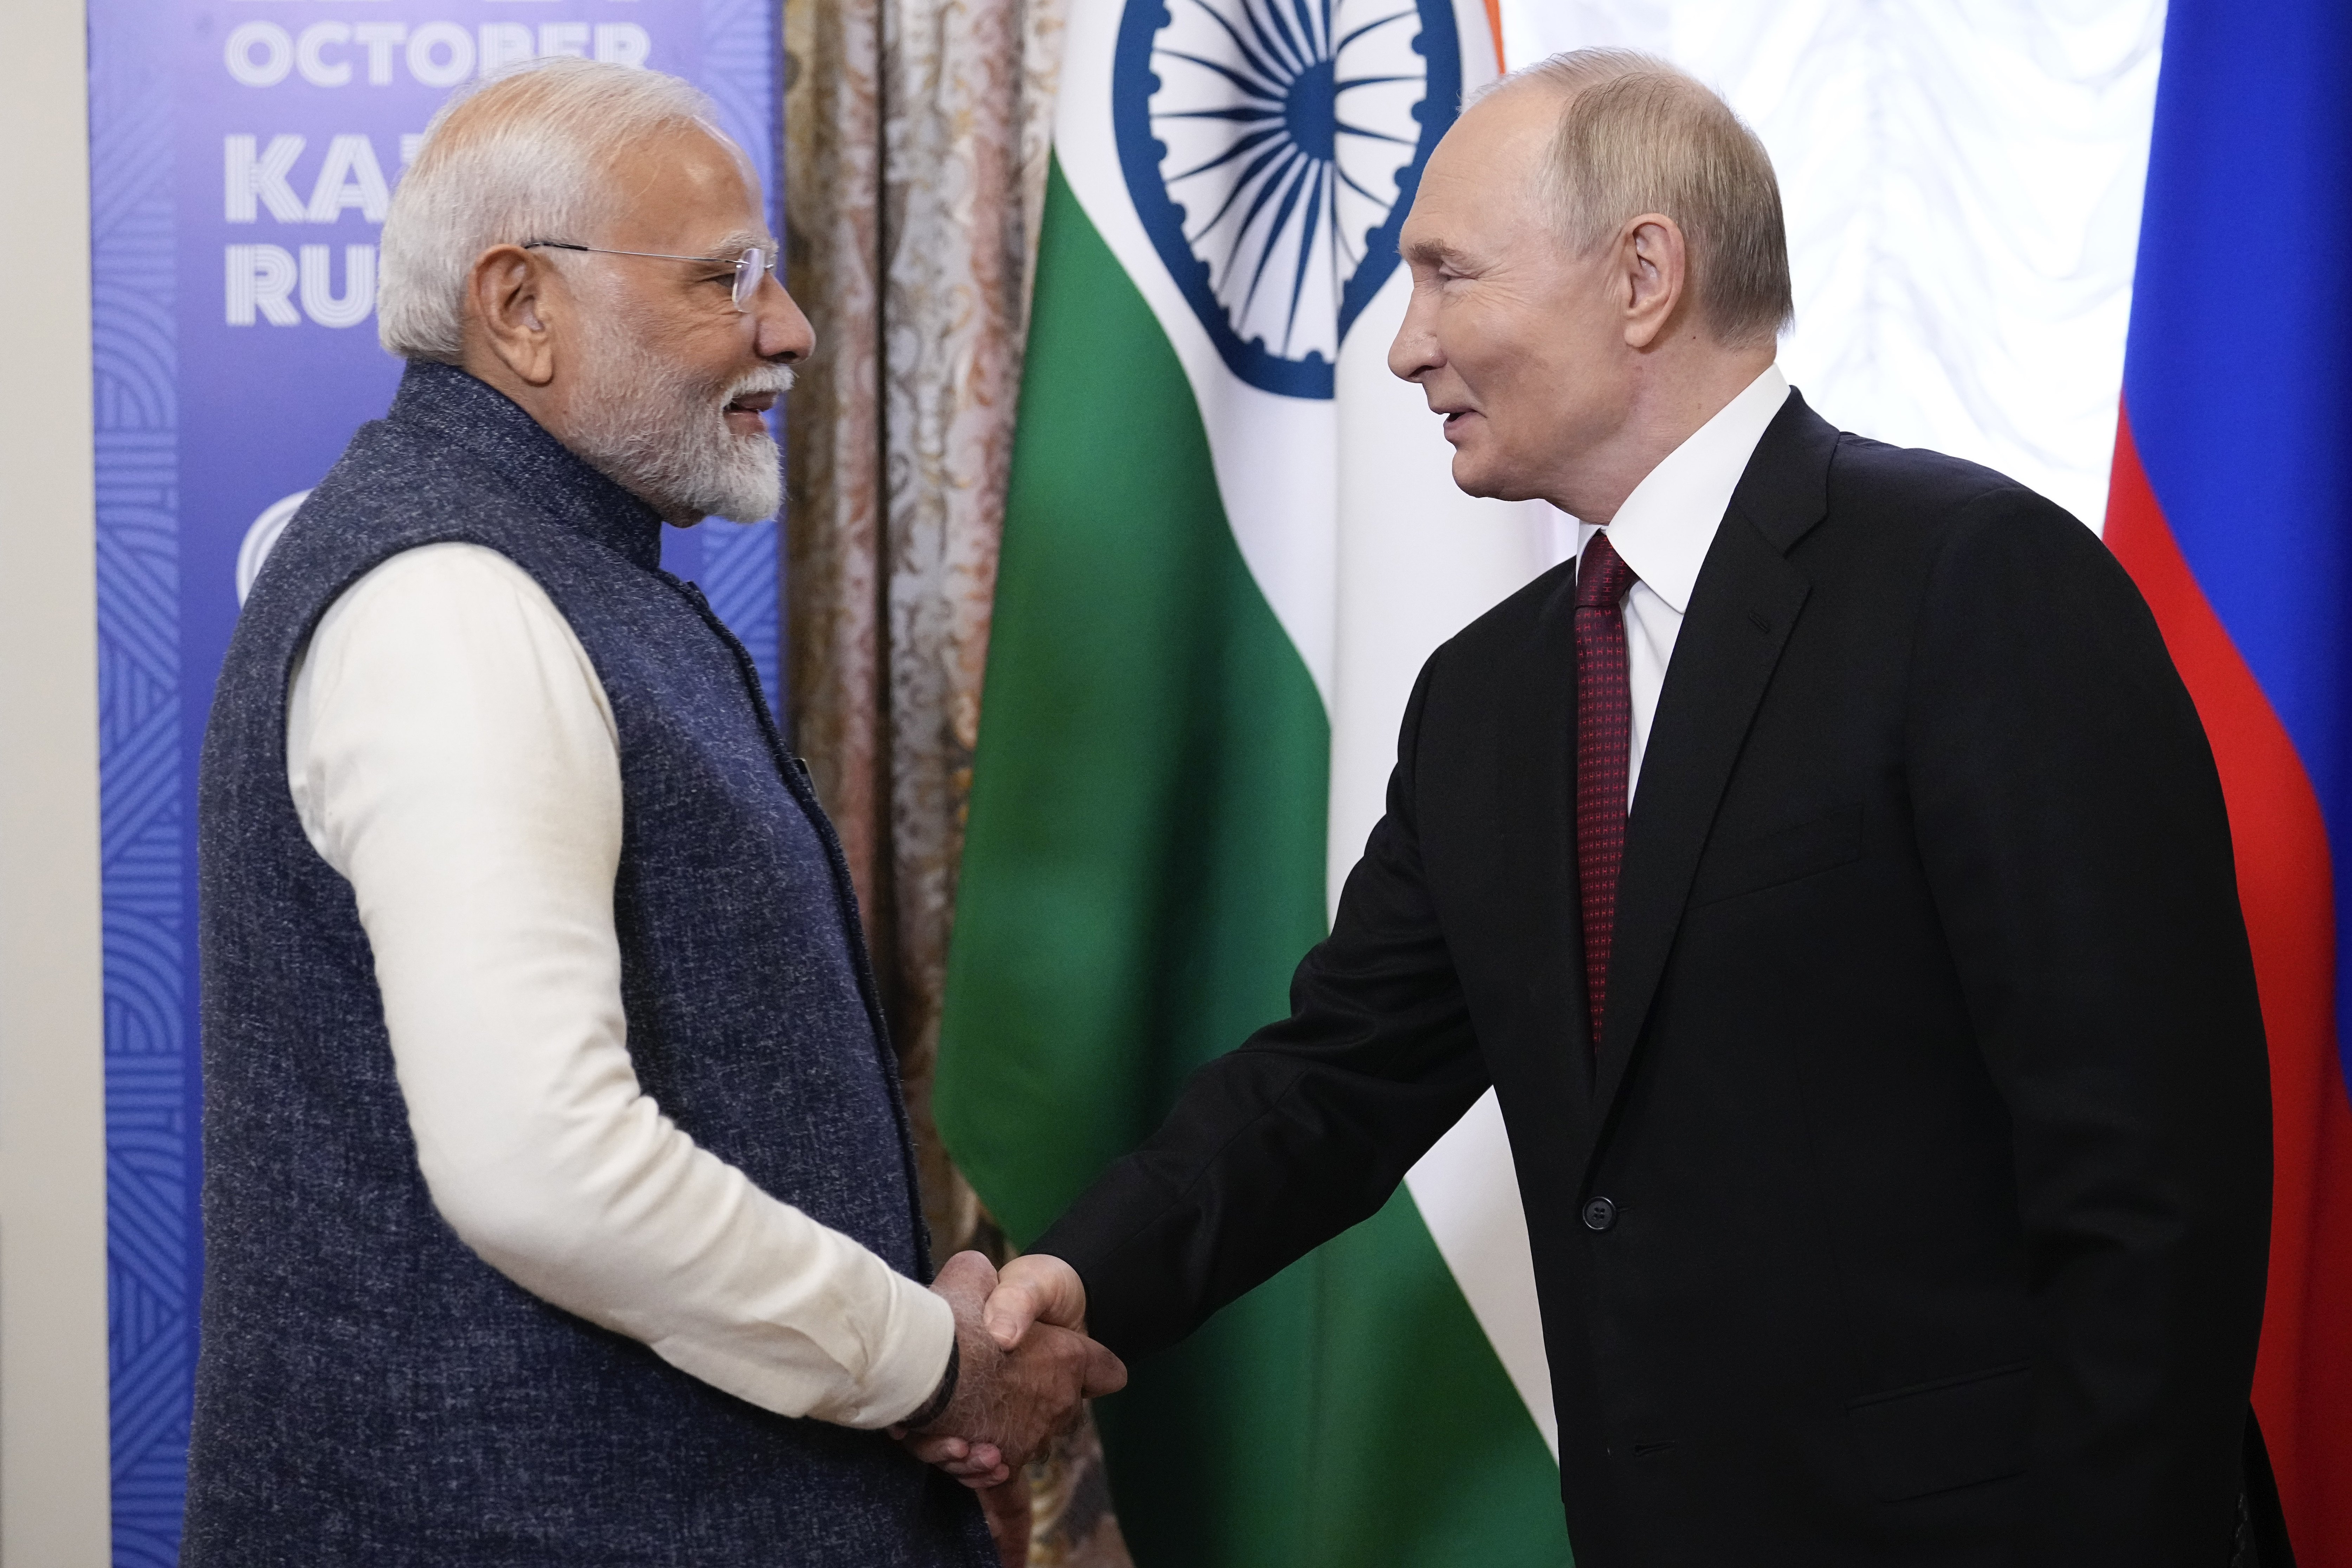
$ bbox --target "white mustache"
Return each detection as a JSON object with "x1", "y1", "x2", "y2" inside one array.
[{"x1": 721, "y1": 366, "x2": 794, "y2": 408}]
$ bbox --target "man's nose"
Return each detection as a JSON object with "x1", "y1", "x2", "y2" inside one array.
[
  {"x1": 751, "y1": 277, "x2": 815, "y2": 363},
  {"x1": 1387, "y1": 293, "x2": 1439, "y2": 384}
]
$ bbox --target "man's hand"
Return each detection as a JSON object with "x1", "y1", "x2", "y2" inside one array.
[
  {"x1": 895, "y1": 1251, "x2": 1124, "y2": 1489},
  {"x1": 983, "y1": 1253, "x2": 1091, "y2": 1350}
]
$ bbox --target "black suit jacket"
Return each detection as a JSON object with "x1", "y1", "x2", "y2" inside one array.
[{"x1": 1034, "y1": 394, "x2": 2274, "y2": 1566}]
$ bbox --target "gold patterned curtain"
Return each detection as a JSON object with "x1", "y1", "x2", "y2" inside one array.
[{"x1": 781, "y1": 0, "x2": 1128, "y2": 1560}]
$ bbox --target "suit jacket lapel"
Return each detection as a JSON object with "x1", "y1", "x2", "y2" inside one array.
[{"x1": 1589, "y1": 393, "x2": 1838, "y2": 1130}]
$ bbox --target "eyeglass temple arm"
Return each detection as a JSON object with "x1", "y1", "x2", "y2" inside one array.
[{"x1": 521, "y1": 241, "x2": 755, "y2": 266}]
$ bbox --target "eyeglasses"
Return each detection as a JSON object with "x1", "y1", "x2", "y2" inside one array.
[{"x1": 522, "y1": 241, "x2": 779, "y2": 313}]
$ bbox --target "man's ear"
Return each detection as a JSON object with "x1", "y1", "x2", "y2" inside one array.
[
  {"x1": 1618, "y1": 213, "x2": 1688, "y2": 351},
  {"x1": 468, "y1": 244, "x2": 560, "y2": 387}
]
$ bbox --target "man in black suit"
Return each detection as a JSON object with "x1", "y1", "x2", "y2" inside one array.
[{"x1": 927, "y1": 48, "x2": 2274, "y2": 1566}]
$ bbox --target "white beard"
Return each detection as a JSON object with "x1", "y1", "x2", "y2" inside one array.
[{"x1": 563, "y1": 315, "x2": 788, "y2": 524}]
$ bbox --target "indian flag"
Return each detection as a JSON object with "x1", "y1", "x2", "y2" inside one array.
[{"x1": 934, "y1": 0, "x2": 1572, "y2": 1561}]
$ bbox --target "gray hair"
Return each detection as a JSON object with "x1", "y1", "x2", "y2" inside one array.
[
  {"x1": 378, "y1": 58, "x2": 723, "y2": 362},
  {"x1": 1471, "y1": 49, "x2": 1793, "y2": 349}
]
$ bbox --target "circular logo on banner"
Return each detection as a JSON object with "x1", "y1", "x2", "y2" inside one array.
[
  {"x1": 1114, "y1": 0, "x2": 1461, "y2": 401},
  {"x1": 236, "y1": 490, "x2": 311, "y2": 605}
]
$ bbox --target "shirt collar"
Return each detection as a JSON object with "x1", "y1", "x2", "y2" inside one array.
[{"x1": 1579, "y1": 364, "x2": 1790, "y2": 615}]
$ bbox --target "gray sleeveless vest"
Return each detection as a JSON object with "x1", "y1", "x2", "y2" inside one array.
[{"x1": 184, "y1": 362, "x2": 990, "y2": 1567}]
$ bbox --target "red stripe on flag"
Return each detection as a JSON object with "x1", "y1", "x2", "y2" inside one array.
[{"x1": 2106, "y1": 407, "x2": 2352, "y2": 1564}]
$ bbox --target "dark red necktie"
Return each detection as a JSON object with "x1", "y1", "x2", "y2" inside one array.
[{"x1": 1575, "y1": 532, "x2": 1641, "y2": 1051}]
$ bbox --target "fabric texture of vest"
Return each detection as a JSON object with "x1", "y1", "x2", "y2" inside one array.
[{"x1": 184, "y1": 361, "x2": 991, "y2": 1567}]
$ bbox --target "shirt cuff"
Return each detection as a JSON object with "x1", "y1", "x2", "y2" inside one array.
[{"x1": 848, "y1": 1274, "x2": 959, "y2": 1430}]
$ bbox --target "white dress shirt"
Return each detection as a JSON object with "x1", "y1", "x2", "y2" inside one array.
[
  {"x1": 1577, "y1": 365, "x2": 1792, "y2": 805},
  {"x1": 285, "y1": 541, "x2": 954, "y2": 1429}
]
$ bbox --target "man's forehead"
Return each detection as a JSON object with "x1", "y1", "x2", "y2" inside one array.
[
  {"x1": 1402, "y1": 98, "x2": 1553, "y2": 257},
  {"x1": 1446, "y1": 88, "x2": 1561, "y2": 171},
  {"x1": 604, "y1": 129, "x2": 769, "y2": 246}
]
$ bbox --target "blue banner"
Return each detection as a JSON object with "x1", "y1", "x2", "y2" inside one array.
[{"x1": 87, "y1": 4, "x2": 782, "y2": 1560}]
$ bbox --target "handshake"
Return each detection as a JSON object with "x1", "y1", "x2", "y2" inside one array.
[{"x1": 893, "y1": 1251, "x2": 1128, "y2": 1487}]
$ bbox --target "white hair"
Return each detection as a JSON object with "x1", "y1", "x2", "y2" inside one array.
[{"x1": 378, "y1": 57, "x2": 723, "y2": 362}]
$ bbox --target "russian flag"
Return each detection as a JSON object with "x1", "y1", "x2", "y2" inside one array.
[{"x1": 2103, "y1": 1, "x2": 2352, "y2": 1561}]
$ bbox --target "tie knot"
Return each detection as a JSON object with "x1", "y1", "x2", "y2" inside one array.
[{"x1": 1576, "y1": 532, "x2": 1640, "y2": 609}]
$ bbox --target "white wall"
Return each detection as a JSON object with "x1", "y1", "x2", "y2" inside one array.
[{"x1": 0, "y1": 0, "x2": 115, "y2": 1558}]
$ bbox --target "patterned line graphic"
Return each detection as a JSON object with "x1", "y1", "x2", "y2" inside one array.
[
  {"x1": 699, "y1": 0, "x2": 785, "y2": 714},
  {"x1": 698, "y1": 520, "x2": 784, "y2": 711},
  {"x1": 90, "y1": 0, "x2": 193, "y2": 1560}
]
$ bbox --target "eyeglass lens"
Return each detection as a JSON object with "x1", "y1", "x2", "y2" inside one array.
[{"x1": 732, "y1": 248, "x2": 770, "y2": 313}]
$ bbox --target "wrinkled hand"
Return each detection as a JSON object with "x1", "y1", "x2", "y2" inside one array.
[{"x1": 894, "y1": 1252, "x2": 1123, "y2": 1489}]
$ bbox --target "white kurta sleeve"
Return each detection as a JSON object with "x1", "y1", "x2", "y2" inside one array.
[{"x1": 285, "y1": 541, "x2": 954, "y2": 1428}]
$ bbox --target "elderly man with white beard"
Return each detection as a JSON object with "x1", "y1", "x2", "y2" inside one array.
[{"x1": 181, "y1": 59, "x2": 1121, "y2": 1567}]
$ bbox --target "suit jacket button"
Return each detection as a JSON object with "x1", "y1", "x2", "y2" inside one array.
[{"x1": 1582, "y1": 1196, "x2": 1617, "y2": 1232}]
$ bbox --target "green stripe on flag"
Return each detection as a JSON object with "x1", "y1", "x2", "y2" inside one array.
[
  {"x1": 938, "y1": 160, "x2": 1570, "y2": 1568},
  {"x1": 937, "y1": 159, "x2": 1329, "y2": 1230}
]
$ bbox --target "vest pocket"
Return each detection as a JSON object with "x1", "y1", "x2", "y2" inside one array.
[{"x1": 1847, "y1": 1361, "x2": 2030, "y2": 1502}]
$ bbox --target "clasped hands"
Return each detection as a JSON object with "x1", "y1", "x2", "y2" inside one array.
[{"x1": 893, "y1": 1252, "x2": 1122, "y2": 1487}]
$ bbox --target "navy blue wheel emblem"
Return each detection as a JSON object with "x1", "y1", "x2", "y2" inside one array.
[{"x1": 1114, "y1": 0, "x2": 1462, "y2": 400}]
